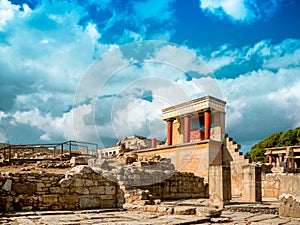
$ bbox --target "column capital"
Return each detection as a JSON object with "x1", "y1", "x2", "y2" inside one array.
[
  {"x1": 203, "y1": 108, "x2": 211, "y2": 113},
  {"x1": 182, "y1": 113, "x2": 193, "y2": 118}
]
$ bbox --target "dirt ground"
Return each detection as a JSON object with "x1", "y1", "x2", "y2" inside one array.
[{"x1": 0, "y1": 164, "x2": 70, "y2": 174}]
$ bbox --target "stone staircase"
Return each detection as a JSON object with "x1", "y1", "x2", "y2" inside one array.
[
  {"x1": 224, "y1": 135, "x2": 249, "y2": 196},
  {"x1": 225, "y1": 135, "x2": 248, "y2": 161}
]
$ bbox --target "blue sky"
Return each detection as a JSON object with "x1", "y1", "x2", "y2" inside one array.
[{"x1": 0, "y1": 0, "x2": 300, "y2": 152}]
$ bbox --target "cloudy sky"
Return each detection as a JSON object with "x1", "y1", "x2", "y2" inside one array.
[{"x1": 0, "y1": 0, "x2": 299, "y2": 152}]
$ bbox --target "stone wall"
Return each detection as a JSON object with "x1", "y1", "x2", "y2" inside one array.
[
  {"x1": 278, "y1": 174, "x2": 300, "y2": 218},
  {"x1": 0, "y1": 162, "x2": 207, "y2": 212},
  {"x1": 209, "y1": 165, "x2": 231, "y2": 208},
  {"x1": 135, "y1": 140, "x2": 223, "y2": 183},
  {"x1": 90, "y1": 159, "x2": 207, "y2": 205},
  {"x1": 263, "y1": 173, "x2": 280, "y2": 200},
  {"x1": 262, "y1": 173, "x2": 300, "y2": 217},
  {"x1": 242, "y1": 164, "x2": 262, "y2": 202},
  {"x1": 0, "y1": 166, "x2": 119, "y2": 211},
  {"x1": 126, "y1": 171, "x2": 206, "y2": 202}
]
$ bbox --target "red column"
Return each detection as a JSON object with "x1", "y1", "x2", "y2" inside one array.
[
  {"x1": 167, "y1": 118, "x2": 175, "y2": 145},
  {"x1": 183, "y1": 115, "x2": 191, "y2": 143},
  {"x1": 268, "y1": 155, "x2": 272, "y2": 164},
  {"x1": 152, "y1": 138, "x2": 157, "y2": 148},
  {"x1": 204, "y1": 109, "x2": 211, "y2": 139}
]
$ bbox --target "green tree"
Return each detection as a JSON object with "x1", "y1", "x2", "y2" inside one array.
[{"x1": 245, "y1": 127, "x2": 300, "y2": 163}]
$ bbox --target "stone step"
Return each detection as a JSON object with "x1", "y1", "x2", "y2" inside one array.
[{"x1": 224, "y1": 203, "x2": 279, "y2": 214}]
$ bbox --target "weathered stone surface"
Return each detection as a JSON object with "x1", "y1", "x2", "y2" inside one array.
[
  {"x1": 59, "y1": 178, "x2": 73, "y2": 188},
  {"x1": 70, "y1": 156, "x2": 89, "y2": 166},
  {"x1": 49, "y1": 187, "x2": 67, "y2": 194},
  {"x1": 0, "y1": 165, "x2": 120, "y2": 211},
  {"x1": 279, "y1": 195, "x2": 300, "y2": 218},
  {"x1": 211, "y1": 217, "x2": 230, "y2": 223},
  {"x1": 105, "y1": 186, "x2": 116, "y2": 195},
  {"x1": 196, "y1": 207, "x2": 222, "y2": 217},
  {"x1": 0, "y1": 162, "x2": 207, "y2": 213},
  {"x1": 173, "y1": 206, "x2": 196, "y2": 215},
  {"x1": 42, "y1": 195, "x2": 58, "y2": 204},
  {"x1": 2, "y1": 179, "x2": 12, "y2": 192},
  {"x1": 101, "y1": 200, "x2": 116, "y2": 208},
  {"x1": 79, "y1": 196, "x2": 101, "y2": 209},
  {"x1": 71, "y1": 165, "x2": 94, "y2": 174},
  {"x1": 144, "y1": 205, "x2": 158, "y2": 212},
  {"x1": 89, "y1": 186, "x2": 105, "y2": 195},
  {"x1": 157, "y1": 205, "x2": 174, "y2": 215},
  {"x1": 12, "y1": 182, "x2": 36, "y2": 195},
  {"x1": 58, "y1": 195, "x2": 79, "y2": 204}
]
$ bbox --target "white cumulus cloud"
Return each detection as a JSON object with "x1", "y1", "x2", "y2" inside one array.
[{"x1": 199, "y1": 0, "x2": 280, "y2": 23}]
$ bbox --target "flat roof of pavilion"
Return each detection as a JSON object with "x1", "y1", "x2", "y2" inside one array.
[
  {"x1": 162, "y1": 95, "x2": 226, "y2": 120},
  {"x1": 265, "y1": 145, "x2": 300, "y2": 155}
]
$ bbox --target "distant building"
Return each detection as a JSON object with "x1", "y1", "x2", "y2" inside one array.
[
  {"x1": 99, "y1": 135, "x2": 164, "y2": 158},
  {"x1": 265, "y1": 145, "x2": 300, "y2": 169}
]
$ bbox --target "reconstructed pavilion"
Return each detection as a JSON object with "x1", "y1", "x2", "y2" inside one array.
[
  {"x1": 265, "y1": 145, "x2": 300, "y2": 169},
  {"x1": 162, "y1": 95, "x2": 226, "y2": 145},
  {"x1": 136, "y1": 96, "x2": 228, "y2": 182}
]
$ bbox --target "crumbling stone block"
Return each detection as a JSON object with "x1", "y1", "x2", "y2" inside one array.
[
  {"x1": 279, "y1": 195, "x2": 300, "y2": 218},
  {"x1": 196, "y1": 207, "x2": 222, "y2": 217},
  {"x1": 174, "y1": 206, "x2": 196, "y2": 215}
]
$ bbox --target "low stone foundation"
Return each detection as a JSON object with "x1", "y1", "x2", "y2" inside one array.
[
  {"x1": 0, "y1": 162, "x2": 207, "y2": 212},
  {"x1": 0, "y1": 166, "x2": 119, "y2": 211}
]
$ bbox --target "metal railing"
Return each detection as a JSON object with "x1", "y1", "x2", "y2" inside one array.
[{"x1": 0, "y1": 140, "x2": 98, "y2": 165}]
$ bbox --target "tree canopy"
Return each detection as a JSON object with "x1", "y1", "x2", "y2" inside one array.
[{"x1": 245, "y1": 127, "x2": 300, "y2": 163}]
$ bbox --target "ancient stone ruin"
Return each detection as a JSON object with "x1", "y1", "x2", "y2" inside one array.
[{"x1": 1, "y1": 95, "x2": 300, "y2": 221}]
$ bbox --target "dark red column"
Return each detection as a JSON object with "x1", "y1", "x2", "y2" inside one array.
[
  {"x1": 167, "y1": 118, "x2": 175, "y2": 145},
  {"x1": 183, "y1": 115, "x2": 191, "y2": 143},
  {"x1": 268, "y1": 155, "x2": 272, "y2": 165},
  {"x1": 204, "y1": 109, "x2": 211, "y2": 139}
]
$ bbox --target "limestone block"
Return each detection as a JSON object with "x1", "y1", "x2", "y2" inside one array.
[
  {"x1": 58, "y1": 195, "x2": 79, "y2": 204},
  {"x1": 36, "y1": 182, "x2": 45, "y2": 188},
  {"x1": 59, "y1": 178, "x2": 73, "y2": 188},
  {"x1": 144, "y1": 205, "x2": 158, "y2": 212},
  {"x1": 133, "y1": 200, "x2": 152, "y2": 206},
  {"x1": 85, "y1": 179, "x2": 94, "y2": 186},
  {"x1": 123, "y1": 203, "x2": 134, "y2": 211},
  {"x1": 2, "y1": 179, "x2": 12, "y2": 192},
  {"x1": 174, "y1": 206, "x2": 196, "y2": 215},
  {"x1": 100, "y1": 194, "x2": 114, "y2": 200},
  {"x1": 79, "y1": 196, "x2": 101, "y2": 209},
  {"x1": 12, "y1": 182, "x2": 36, "y2": 195},
  {"x1": 196, "y1": 207, "x2": 222, "y2": 217},
  {"x1": 49, "y1": 187, "x2": 67, "y2": 194},
  {"x1": 74, "y1": 165, "x2": 95, "y2": 174},
  {"x1": 73, "y1": 187, "x2": 89, "y2": 195},
  {"x1": 70, "y1": 157, "x2": 89, "y2": 166},
  {"x1": 89, "y1": 186, "x2": 105, "y2": 195},
  {"x1": 105, "y1": 186, "x2": 116, "y2": 195},
  {"x1": 73, "y1": 179, "x2": 85, "y2": 187},
  {"x1": 279, "y1": 195, "x2": 300, "y2": 218},
  {"x1": 43, "y1": 195, "x2": 58, "y2": 204},
  {"x1": 157, "y1": 205, "x2": 174, "y2": 215}
]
